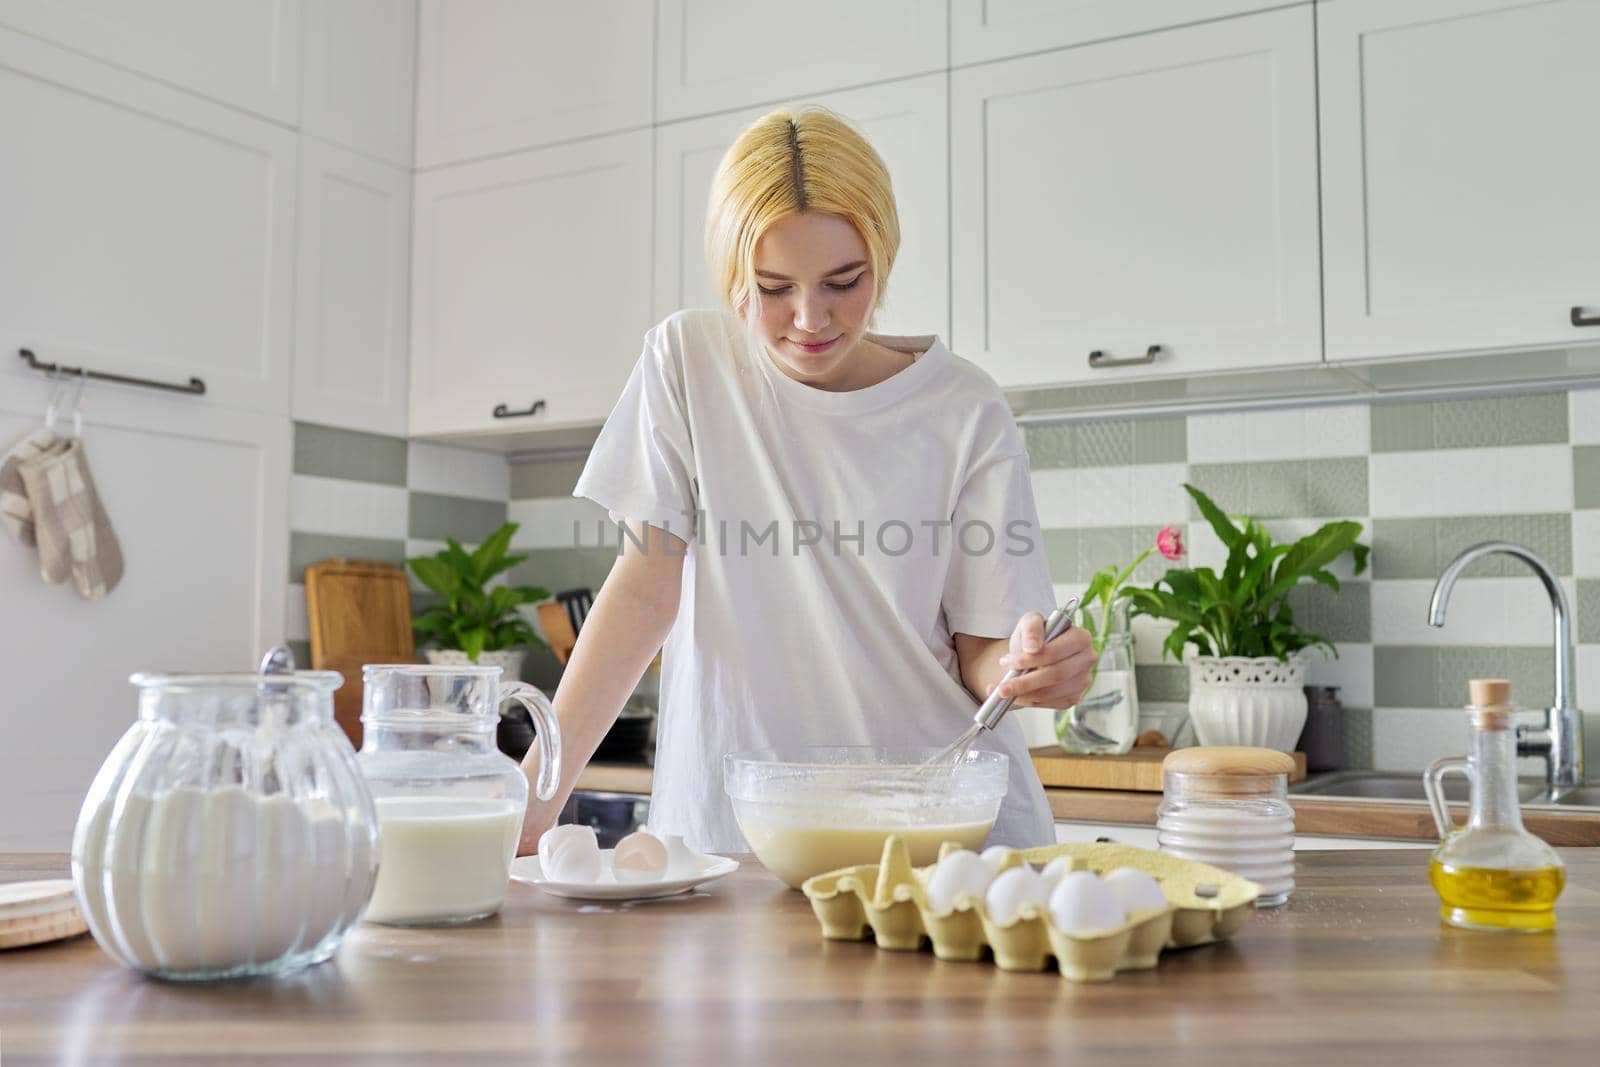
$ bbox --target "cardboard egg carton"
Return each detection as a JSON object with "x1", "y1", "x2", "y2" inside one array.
[{"x1": 800, "y1": 836, "x2": 1261, "y2": 982}]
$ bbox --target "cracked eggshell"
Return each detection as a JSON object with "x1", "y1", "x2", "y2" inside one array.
[
  {"x1": 926, "y1": 849, "x2": 993, "y2": 913},
  {"x1": 613, "y1": 831, "x2": 669, "y2": 884},
  {"x1": 539, "y1": 824, "x2": 602, "y2": 884}
]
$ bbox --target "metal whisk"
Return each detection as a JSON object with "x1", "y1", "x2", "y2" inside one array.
[{"x1": 927, "y1": 596, "x2": 1108, "y2": 766}]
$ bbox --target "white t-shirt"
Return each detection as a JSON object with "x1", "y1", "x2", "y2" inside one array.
[{"x1": 574, "y1": 308, "x2": 1058, "y2": 852}]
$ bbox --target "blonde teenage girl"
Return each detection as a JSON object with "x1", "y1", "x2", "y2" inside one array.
[{"x1": 518, "y1": 107, "x2": 1095, "y2": 855}]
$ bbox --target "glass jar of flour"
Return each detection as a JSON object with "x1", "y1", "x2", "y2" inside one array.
[
  {"x1": 357, "y1": 664, "x2": 563, "y2": 925},
  {"x1": 71, "y1": 659, "x2": 380, "y2": 980},
  {"x1": 1156, "y1": 746, "x2": 1296, "y2": 907}
]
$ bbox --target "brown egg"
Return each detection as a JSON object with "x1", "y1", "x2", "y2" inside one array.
[{"x1": 613, "y1": 831, "x2": 669, "y2": 884}]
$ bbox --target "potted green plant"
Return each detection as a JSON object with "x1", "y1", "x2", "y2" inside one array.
[
  {"x1": 407, "y1": 522, "x2": 550, "y2": 679},
  {"x1": 1122, "y1": 484, "x2": 1369, "y2": 752}
]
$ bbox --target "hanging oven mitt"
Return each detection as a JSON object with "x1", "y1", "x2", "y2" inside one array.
[
  {"x1": 0, "y1": 429, "x2": 67, "y2": 546},
  {"x1": 18, "y1": 438, "x2": 124, "y2": 598}
]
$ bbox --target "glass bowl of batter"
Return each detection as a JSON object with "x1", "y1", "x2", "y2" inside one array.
[{"x1": 724, "y1": 746, "x2": 1009, "y2": 888}]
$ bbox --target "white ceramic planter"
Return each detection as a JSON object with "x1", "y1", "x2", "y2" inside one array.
[
  {"x1": 424, "y1": 648, "x2": 526, "y2": 681},
  {"x1": 1186, "y1": 655, "x2": 1307, "y2": 752}
]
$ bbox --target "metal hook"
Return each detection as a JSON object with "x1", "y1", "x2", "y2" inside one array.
[
  {"x1": 70, "y1": 367, "x2": 88, "y2": 438},
  {"x1": 43, "y1": 368, "x2": 68, "y2": 433}
]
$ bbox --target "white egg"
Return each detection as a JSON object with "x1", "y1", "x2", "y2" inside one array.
[
  {"x1": 539, "y1": 824, "x2": 602, "y2": 884},
  {"x1": 983, "y1": 865, "x2": 1050, "y2": 925},
  {"x1": 926, "y1": 850, "x2": 994, "y2": 913},
  {"x1": 979, "y1": 845, "x2": 1011, "y2": 873},
  {"x1": 1102, "y1": 867, "x2": 1168, "y2": 915},
  {"x1": 1039, "y1": 856, "x2": 1072, "y2": 889},
  {"x1": 1048, "y1": 871, "x2": 1127, "y2": 935}
]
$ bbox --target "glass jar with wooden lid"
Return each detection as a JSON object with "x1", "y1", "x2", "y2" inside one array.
[{"x1": 1156, "y1": 746, "x2": 1296, "y2": 907}]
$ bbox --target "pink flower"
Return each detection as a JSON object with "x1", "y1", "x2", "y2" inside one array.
[{"x1": 1157, "y1": 525, "x2": 1184, "y2": 561}]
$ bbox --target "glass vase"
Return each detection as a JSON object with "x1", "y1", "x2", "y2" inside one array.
[{"x1": 1055, "y1": 601, "x2": 1139, "y2": 755}]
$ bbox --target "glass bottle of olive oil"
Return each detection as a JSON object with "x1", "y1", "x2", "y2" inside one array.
[{"x1": 1423, "y1": 679, "x2": 1565, "y2": 932}]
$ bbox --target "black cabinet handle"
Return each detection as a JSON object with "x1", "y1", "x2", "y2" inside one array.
[
  {"x1": 493, "y1": 400, "x2": 546, "y2": 419},
  {"x1": 1088, "y1": 344, "x2": 1163, "y2": 369},
  {"x1": 1573, "y1": 307, "x2": 1600, "y2": 327}
]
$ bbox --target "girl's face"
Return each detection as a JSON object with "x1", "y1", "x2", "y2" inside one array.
[{"x1": 747, "y1": 212, "x2": 878, "y2": 390}]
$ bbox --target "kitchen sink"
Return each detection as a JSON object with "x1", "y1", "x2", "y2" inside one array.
[
  {"x1": 1290, "y1": 771, "x2": 1542, "y2": 804},
  {"x1": 1537, "y1": 784, "x2": 1600, "y2": 806},
  {"x1": 1290, "y1": 771, "x2": 1600, "y2": 807}
]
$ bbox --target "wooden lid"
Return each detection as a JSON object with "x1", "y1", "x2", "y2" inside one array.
[
  {"x1": 1162, "y1": 746, "x2": 1296, "y2": 777},
  {"x1": 1468, "y1": 678, "x2": 1513, "y2": 730},
  {"x1": 1468, "y1": 679, "x2": 1511, "y2": 707},
  {"x1": 1162, "y1": 747, "x2": 1295, "y2": 798}
]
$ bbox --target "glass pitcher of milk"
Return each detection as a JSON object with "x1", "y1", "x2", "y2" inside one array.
[{"x1": 357, "y1": 665, "x2": 562, "y2": 925}]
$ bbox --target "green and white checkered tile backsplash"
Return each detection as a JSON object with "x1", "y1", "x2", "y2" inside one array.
[{"x1": 291, "y1": 386, "x2": 1600, "y2": 775}]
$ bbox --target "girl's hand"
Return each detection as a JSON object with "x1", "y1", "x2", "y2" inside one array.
[{"x1": 990, "y1": 610, "x2": 1098, "y2": 709}]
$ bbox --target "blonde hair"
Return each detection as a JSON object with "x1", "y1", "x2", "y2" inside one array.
[{"x1": 705, "y1": 106, "x2": 900, "y2": 317}]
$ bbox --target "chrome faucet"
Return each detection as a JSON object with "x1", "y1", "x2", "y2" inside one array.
[{"x1": 1428, "y1": 541, "x2": 1585, "y2": 795}]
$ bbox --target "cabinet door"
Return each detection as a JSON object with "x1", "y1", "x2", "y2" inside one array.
[
  {"x1": 301, "y1": 0, "x2": 417, "y2": 167},
  {"x1": 414, "y1": 0, "x2": 652, "y2": 168},
  {"x1": 655, "y1": 75, "x2": 949, "y2": 340},
  {"x1": 951, "y1": 0, "x2": 1288, "y2": 66},
  {"x1": 951, "y1": 7, "x2": 1321, "y2": 389},
  {"x1": 292, "y1": 140, "x2": 412, "y2": 438},
  {"x1": 0, "y1": 379, "x2": 289, "y2": 852},
  {"x1": 656, "y1": 0, "x2": 945, "y2": 123},
  {"x1": 0, "y1": 29, "x2": 297, "y2": 416},
  {"x1": 0, "y1": 0, "x2": 301, "y2": 124},
  {"x1": 410, "y1": 130, "x2": 654, "y2": 437},
  {"x1": 1319, "y1": 0, "x2": 1600, "y2": 361}
]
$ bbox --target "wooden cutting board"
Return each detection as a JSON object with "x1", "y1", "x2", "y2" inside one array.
[
  {"x1": 304, "y1": 560, "x2": 421, "y2": 747},
  {"x1": 1030, "y1": 746, "x2": 1308, "y2": 792},
  {"x1": 0, "y1": 880, "x2": 87, "y2": 950}
]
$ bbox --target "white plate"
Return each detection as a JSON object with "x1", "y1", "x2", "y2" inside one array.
[{"x1": 509, "y1": 849, "x2": 739, "y2": 901}]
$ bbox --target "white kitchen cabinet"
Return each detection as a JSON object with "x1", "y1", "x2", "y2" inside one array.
[
  {"x1": 409, "y1": 129, "x2": 654, "y2": 438},
  {"x1": 950, "y1": 6, "x2": 1322, "y2": 390},
  {"x1": 1318, "y1": 0, "x2": 1600, "y2": 362},
  {"x1": 950, "y1": 0, "x2": 1290, "y2": 66},
  {"x1": 292, "y1": 140, "x2": 412, "y2": 438},
  {"x1": 654, "y1": 75, "x2": 950, "y2": 339},
  {"x1": 301, "y1": 0, "x2": 417, "y2": 168},
  {"x1": 655, "y1": 0, "x2": 945, "y2": 123},
  {"x1": 414, "y1": 0, "x2": 653, "y2": 168},
  {"x1": 0, "y1": 378, "x2": 289, "y2": 852},
  {"x1": 0, "y1": 29, "x2": 297, "y2": 416},
  {"x1": 0, "y1": 0, "x2": 301, "y2": 125}
]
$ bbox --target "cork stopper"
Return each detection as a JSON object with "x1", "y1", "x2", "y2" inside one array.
[
  {"x1": 1162, "y1": 746, "x2": 1295, "y2": 798},
  {"x1": 1468, "y1": 678, "x2": 1513, "y2": 731}
]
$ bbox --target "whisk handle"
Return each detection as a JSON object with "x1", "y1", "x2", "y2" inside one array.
[{"x1": 972, "y1": 597, "x2": 1080, "y2": 731}]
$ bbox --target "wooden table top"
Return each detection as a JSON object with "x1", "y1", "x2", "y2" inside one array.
[{"x1": 2, "y1": 850, "x2": 1597, "y2": 1066}]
